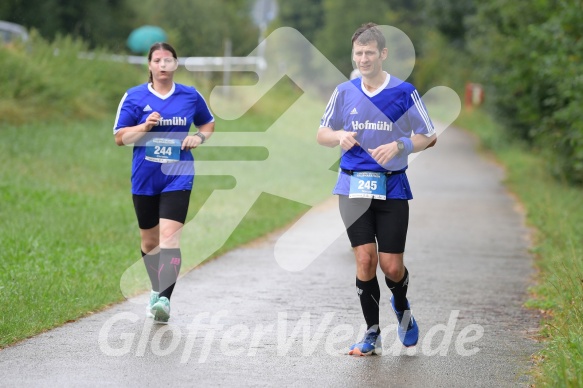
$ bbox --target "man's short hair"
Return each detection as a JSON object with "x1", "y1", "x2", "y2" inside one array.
[{"x1": 351, "y1": 22, "x2": 386, "y2": 51}]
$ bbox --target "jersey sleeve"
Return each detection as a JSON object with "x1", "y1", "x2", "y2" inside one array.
[
  {"x1": 407, "y1": 89, "x2": 435, "y2": 137},
  {"x1": 193, "y1": 91, "x2": 214, "y2": 127},
  {"x1": 320, "y1": 87, "x2": 343, "y2": 130},
  {"x1": 113, "y1": 93, "x2": 138, "y2": 134}
]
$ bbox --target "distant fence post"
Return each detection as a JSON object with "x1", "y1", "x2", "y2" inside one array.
[
  {"x1": 465, "y1": 83, "x2": 484, "y2": 109},
  {"x1": 223, "y1": 39, "x2": 232, "y2": 96}
]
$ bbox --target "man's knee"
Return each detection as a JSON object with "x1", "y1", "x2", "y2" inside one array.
[
  {"x1": 354, "y1": 246, "x2": 378, "y2": 273},
  {"x1": 383, "y1": 267, "x2": 404, "y2": 281},
  {"x1": 379, "y1": 254, "x2": 405, "y2": 281}
]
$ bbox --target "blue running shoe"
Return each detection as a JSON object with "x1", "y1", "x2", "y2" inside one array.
[
  {"x1": 348, "y1": 328, "x2": 382, "y2": 356},
  {"x1": 146, "y1": 290, "x2": 159, "y2": 318},
  {"x1": 390, "y1": 296, "x2": 419, "y2": 347}
]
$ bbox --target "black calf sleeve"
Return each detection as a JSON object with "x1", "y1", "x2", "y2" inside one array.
[
  {"x1": 385, "y1": 267, "x2": 409, "y2": 312},
  {"x1": 356, "y1": 277, "x2": 381, "y2": 332}
]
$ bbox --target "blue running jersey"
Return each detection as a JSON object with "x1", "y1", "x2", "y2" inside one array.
[
  {"x1": 320, "y1": 73, "x2": 435, "y2": 199},
  {"x1": 113, "y1": 83, "x2": 214, "y2": 195}
]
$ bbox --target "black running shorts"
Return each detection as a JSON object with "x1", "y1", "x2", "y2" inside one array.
[
  {"x1": 338, "y1": 195, "x2": 409, "y2": 253},
  {"x1": 132, "y1": 190, "x2": 191, "y2": 230}
]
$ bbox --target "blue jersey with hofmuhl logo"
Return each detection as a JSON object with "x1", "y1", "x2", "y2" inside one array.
[
  {"x1": 113, "y1": 83, "x2": 214, "y2": 195},
  {"x1": 320, "y1": 73, "x2": 435, "y2": 199}
]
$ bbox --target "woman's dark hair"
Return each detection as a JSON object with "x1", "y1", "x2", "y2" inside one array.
[{"x1": 147, "y1": 42, "x2": 178, "y2": 84}]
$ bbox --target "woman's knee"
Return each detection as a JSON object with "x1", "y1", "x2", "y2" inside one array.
[
  {"x1": 159, "y1": 220, "x2": 183, "y2": 248},
  {"x1": 141, "y1": 237, "x2": 159, "y2": 253},
  {"x1": 140, "y1": 227, "x2": 159, "y2": 252}
]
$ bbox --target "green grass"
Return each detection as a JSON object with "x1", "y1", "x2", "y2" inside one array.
[
  {"x1": 0, "y1": 66, "x2": 338, "y2": 346},
  {"x1": 0, "y1": 120, "x2": 137, "y2": 345},
  {"x1": 0, "y1": 30, "x2": 340, "y2": 346},
  {"x1": 0, "y1": 21, "x2": 326, "y2": 347},
  {"x1": 0, "y1": 31, "x2": 143, "y2": 125},
  {"x1": 456, "y1": 108, "x2": 583, "y2": 387}
]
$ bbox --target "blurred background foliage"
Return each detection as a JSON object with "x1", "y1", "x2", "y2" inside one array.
[{"x1": 1, "y1": 0, "x2": 581, "y2": 184}]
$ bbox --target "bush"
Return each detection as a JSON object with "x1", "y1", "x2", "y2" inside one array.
[
  {"x1": 0, "y1": 30, "x2": 143, "y2": 125},
  {"x1": 467, "y1": 0, "x2": 583, "y2": 184}
]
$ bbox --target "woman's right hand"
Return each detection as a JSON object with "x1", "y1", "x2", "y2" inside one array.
[{"x1": 144, "y1": 112, "x2": 161, "y2": 131}]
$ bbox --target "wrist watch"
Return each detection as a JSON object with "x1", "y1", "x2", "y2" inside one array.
[
  {"x1": 194, "y1": 132, "x2": 206, "y2": 144},
  {"x1": 396, "y1": 140, "x2": 405, "y2": 153}
]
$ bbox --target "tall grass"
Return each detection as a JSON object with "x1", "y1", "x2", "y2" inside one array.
[
  {"x1": 456, "y1": 108, "x2": 583, "y2": 387},
  {"x1": 0, "y1": 79, "x2": 314, "y2": 346},
  {"x1": 0, "y1": 35, "x2": 325, "y2": 346},
  {"x1": 0, "y1": 30, "x2": 143, "y2": 125}
]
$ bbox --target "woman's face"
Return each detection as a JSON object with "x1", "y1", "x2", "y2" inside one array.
[{"x1": 149, "y1": 49, "x2": 178, "y2": 82}]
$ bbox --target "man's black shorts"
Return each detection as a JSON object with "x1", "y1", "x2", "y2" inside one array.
[
  {"x1": 338, "y1": 195, "x2": 409, "y2": 254},
  {"x1": 132, "y1": 190, "x2": 191, "y2": 230}
]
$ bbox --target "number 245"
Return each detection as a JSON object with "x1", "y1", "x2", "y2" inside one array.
[{"x1": 358, "y1": 180, "x2": 377, "y2": 190}]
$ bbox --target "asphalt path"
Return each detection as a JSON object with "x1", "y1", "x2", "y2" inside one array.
[{"x1": 0, "y1": 126, "x2": 541, "y2": 387}]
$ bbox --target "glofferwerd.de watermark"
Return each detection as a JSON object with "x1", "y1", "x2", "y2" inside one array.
[{"x1": 99, "y1": 310, "x2": 483, "y2": 363}]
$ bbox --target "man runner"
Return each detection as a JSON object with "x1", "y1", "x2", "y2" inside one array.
[{"x1": 317, "y1": 23, "x2": 436, "y2": 355}]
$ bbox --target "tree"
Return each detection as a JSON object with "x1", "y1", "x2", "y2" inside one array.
[
  {"x1": 314, "y1": 0, "x2": 391, "y2": 76},
  {"x1": 425, "y1": 0, "x2": 476, "y2": 49},
  {"x1": 468, "y1": 0, "x2": 583, "y2": 183},
  {"x1": 132, "y1": 0, "x2": 258, "y2": 57},
  {"x1": 0, "y1": 0, "x2": 136, "y2": 49},
  {"x1": 275, "y1": 0, "x2": 323, "y2": 44}
]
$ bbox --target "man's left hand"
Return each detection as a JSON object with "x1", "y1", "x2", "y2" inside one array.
[{"x1": 368, "y1": 142, "x2": 399, "y2": 165}]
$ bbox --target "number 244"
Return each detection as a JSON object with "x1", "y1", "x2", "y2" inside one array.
[{"x1": 154, "y1": 146, "x2": 173, "y2": 156}]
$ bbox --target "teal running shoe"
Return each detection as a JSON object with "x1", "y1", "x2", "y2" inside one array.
[
  {"x1": 151, "y1": 296, "x2": 171, "y2": 324},
  {"x1": 146, "y1": 290, "x2": 159, "y2": 318}
]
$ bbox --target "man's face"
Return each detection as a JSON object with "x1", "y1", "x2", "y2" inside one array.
[{"x1": 352, "y1": 40, "x2": 387, "y2": 78}]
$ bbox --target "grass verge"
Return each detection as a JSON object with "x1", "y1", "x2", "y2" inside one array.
[
  {"x1": 455, "y1": 108, "x2": 583, "y2": 386},
  {"x1": 0, "y1": 73, "x2": 334, "y2": 347}
]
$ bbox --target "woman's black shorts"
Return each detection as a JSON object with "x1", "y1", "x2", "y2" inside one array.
[
  {"x1": 132, "y1": 190, "x2": 191, "y2": 230},
  {"x1": 338, "y1": 195, "x2": 409, "y2": 254}
]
